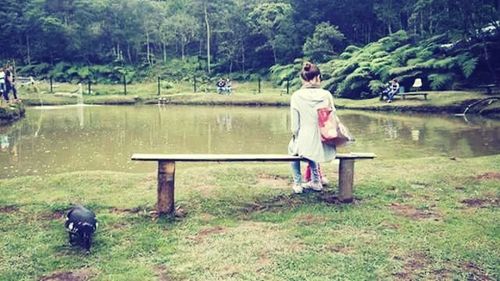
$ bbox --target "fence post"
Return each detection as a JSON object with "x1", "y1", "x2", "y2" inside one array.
[
  {"x1": 258, "y1": 77, "x2": 261, "y2": 94},
  {"x1": 157, "y1": 76, "x2": 161, "y2": 96},
  {"x1": 123, "y1": 74, "x2": 127, "y2": 95},
  {"x1": 286, "y1": 78, "x2": 290, "y2": 95},
  {"x1": 193, "y1": 76, "x2": 197, "y2": 93},
  {"x1": 49, "y1": 77, "x2": 53, "y2": 93},
  {"x1": 88, "y1": 79, "x2": 91, "y2": 95}
]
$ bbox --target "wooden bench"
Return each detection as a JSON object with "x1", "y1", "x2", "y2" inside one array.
[
  {"x1": 477, "y1": 84, "x2": 498, "y2": 95},
  {"x1": 399, "y1": 92, "x2": 428, "y2": 100},
  {"x1": 131, "y1": 153, "x2": 376, "y2": 216}
]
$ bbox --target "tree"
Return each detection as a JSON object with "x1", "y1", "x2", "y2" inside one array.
[
  {"x1": 303, "y1": 22, "x2": 345, "y2": 62},
  {"x1": 168, "y1": 12, "x2": 200, "y2": 61},
  {"x1": 247, "y1": 2, "x2": 294, "y2": 64}
]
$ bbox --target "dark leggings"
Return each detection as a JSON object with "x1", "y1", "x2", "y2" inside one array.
[{"x1": 4, "y1": 84, "x2": 17, "y2": 100}]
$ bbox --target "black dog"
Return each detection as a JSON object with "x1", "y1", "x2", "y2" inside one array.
[{"x1": 65, "y1": 205, "x2": 98, "y2": 253}]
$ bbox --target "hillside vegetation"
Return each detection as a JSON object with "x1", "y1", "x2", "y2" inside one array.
[{"x1": 271, "y1": 30, "x2": 500, "y2": 99}]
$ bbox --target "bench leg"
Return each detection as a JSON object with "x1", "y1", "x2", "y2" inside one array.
[
  {"x1": 158, "y1": 161, "x2": 176, "y2": 216},
  {"x1": 338, "y1": 159, "x2": 355, "y2": 203}
]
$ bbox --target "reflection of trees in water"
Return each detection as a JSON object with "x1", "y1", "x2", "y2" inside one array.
[
  {"x1": 0, "y1": 134, "x2": 9, "y2": 151},
  {"x1": 2, "y1": 106, "x2": 499, "y2": 178},
  {"x1": 216, "y1": 112, "x2": 232, "y2": 132},
  {"x1": 0, "y1": 128, "x2": 20, "y2": 168},
  {"x1": 383, "y1": 119, "x2": 399, "y2": 140}
]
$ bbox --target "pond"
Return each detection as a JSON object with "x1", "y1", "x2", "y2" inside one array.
[{"x1": 0, "y1": 105, "x2": 499, "y2": 178}]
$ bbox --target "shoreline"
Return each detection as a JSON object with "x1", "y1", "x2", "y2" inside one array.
[
  {"x1": 2, "y1": 91, "x2": 500, "y2": 125},
  {"x1": 0, "y1": 103, "x2": 26, "y2": 125}
]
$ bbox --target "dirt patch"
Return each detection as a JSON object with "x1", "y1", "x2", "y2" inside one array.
[
  {"x1": 431, "y1": 268, "x2": 453, "y2": 280},
  {"x1": 154, "y1": 265, "x2": 173, "y2": 281},
  {"x1": 475, "y1": 172, "x2": 500, "y2": 181},
  {"x1": 319, "y1": 191, "x2": 362, "y2": 205},
  {"x1": 327, "y1": 245, "x2": 355, "y2": 255},
  {"x1": 390, "y1": 203, "x2": 441, "y2": 220},
  {"x1": 378, "y1": 221, "x2": 400, "y2": 230},
  {"x1": 241, "y1": 190, "x2": 360, "y2": 215},
  {"x1": 393, "y1": 252, "x2": 431, "y2": 279},
  {"x1": 240, "y1": 194, "x2": 303, "y2": 213},
  {"x1": 257, "y1": 174, "x2": 289, "y2": 189},
  {"x1": 462, "y1": 262, "x2": 493, "y2": 281},
  {"x1": 39, "y1": 210, "x2": 65, "y2": 221},
  {"x1": 256, "y1": 251, "x2": 272, "y2": 269},
  {"x1": 294, "y1": 214, "x2": 328, "y2": 225},
  {"x1": 0, "y1": 205, "x2": 18, "y2": 213},
  {"x1": 189, "y1": 226, "x2": 226, "y2": 243},
  {"x1": 109, "y1": 222, "x2": 129, "y2": 230},
  {"x1": 110, "y1": 206, "x2": 151, "y2": 214},
  {"x1": 39, "y1": 268, "x2": 95, "y2": 281},
  {"x1": 461, "y1": 198, "x2": 499, "y2": 208}
]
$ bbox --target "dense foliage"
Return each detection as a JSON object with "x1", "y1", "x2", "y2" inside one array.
[
  {"x1": 0, "y1": 0, "x2": 498, "y2": 87},
  {"x1": 272, "y1": 30, "x2": 500, "y2": 98}
]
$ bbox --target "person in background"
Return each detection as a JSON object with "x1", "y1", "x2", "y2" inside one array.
[
  {"x1": 0, "y1": 68, "x2": 5, "y2": 103},
  {"x1": 288, "y1": 61, "x2": 336, "y2": 194},
  {"x1": 4, "y1": 65, "x2": 18, "y2": 102},
  {"x1": 386, "y1": 79, "x2": 400, "y2": 103},
  {"x1": 216, "y1": 78, "x2": 226, "y2": 94},
  {"x1": 225, "y1": 78, "x2": 232, "y2": 95}
]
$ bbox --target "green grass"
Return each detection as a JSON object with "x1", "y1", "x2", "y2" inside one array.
[{"x1": 0, "y1": 156, "x2": 498, "y2": 280}]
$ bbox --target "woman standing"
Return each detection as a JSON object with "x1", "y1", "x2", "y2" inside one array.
[{"x1": 288, "y1": 62, "x2": 336, "y2": 193}]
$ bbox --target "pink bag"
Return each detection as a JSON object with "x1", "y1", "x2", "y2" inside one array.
[{"x1": 317, "y1": 107, "x2": 354, "y2": 147}]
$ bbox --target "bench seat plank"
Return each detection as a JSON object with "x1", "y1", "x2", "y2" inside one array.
[
  {"x1": 132, "y1": 153, "x2": 375, "y2": 162},
  {"x1": 400, "y1": 92, "x2": 428, "y2": 100}
]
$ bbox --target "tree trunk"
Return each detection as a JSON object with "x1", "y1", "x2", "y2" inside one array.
[
  {"x1": 271, "y1": 44, "x2": 277, "y2": 64},
  {"x1": 163, "y1": 42, "x2": 167, "y2": 63},
  {"x1": 181, "y1": 41, "x2": 185, "y2": 60},
  {"x1": 480, "y1": 36, "x2": 498, "y2": 83},
  {"x1": 241, "y1": 44, "x2": 245, "y2": 73},
  {"x1": 146, "y1": 31, "x2": 151, "y2": 64},
  {"x1": 204, "y1": 5, "x2": 211, "y2": 74},
  {"x1": 127, "y1": 44, "x2": 132, "y2": 63},
  {"x1": 26, "y1": 34, "x2": 31, "y2": 65},
  {"x1": 420, "y1": 11, "x2": 424, "y2": 35}
]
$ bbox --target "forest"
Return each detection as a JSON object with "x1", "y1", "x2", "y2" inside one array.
[{"x1": 1, "y1": 0, "x2": 499, "y2": 97}]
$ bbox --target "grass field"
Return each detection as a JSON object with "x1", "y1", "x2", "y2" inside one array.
[{"x1": 0, "y1": 155, "x2": 498, "y2": 280}]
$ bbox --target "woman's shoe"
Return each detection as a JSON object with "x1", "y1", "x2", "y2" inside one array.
[
  {"x1": 292, "y1": 183, "x2": 304, "y2": 194},
  {"x1": 307, "y1": 181, "x2": 323, "y2": 192}
]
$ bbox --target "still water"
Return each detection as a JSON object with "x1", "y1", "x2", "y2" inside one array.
[{"x1": 0, "y1": 105, "x2": 499, "y2": 178}]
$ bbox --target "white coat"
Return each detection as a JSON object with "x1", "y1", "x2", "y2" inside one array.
[{"x1": 288, "y1": 85, "x2": 336, "y2": 162}]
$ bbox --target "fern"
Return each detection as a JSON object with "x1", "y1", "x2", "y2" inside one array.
[
  {"x1": 369, "y1": 80, "x2": 385, "y2": 93},
  {"x1": 389, "y1": 65, "x2": 417, "y2": 76},
  {"x1": 428, "y1": 73, "x2": 454, "y2": 90},
  {"x1": 455, "y1": 54, "x2": 478, "y2": 78},
  {"x1": 372, "y1": 51, "x2": 389, "y2": 58},
  {"x1": 433, "y1": 57, "x2": 456, "y2": 69},
  {"x1": 344, "y1": 45, "x2": 360, "y2": 53}
]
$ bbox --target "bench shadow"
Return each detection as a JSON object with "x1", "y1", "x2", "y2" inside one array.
[{"x1": 237, "y1": 188, "x2": 362, "y2": 216}]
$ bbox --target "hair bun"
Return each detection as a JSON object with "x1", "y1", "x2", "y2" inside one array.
[{"x1": 303, "y1": 62, "x2": 311, "y2": 71}]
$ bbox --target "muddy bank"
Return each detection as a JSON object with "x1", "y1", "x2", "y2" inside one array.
[{"x1": 0, "y1": 103, "x2": 25, "y2": 125}]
